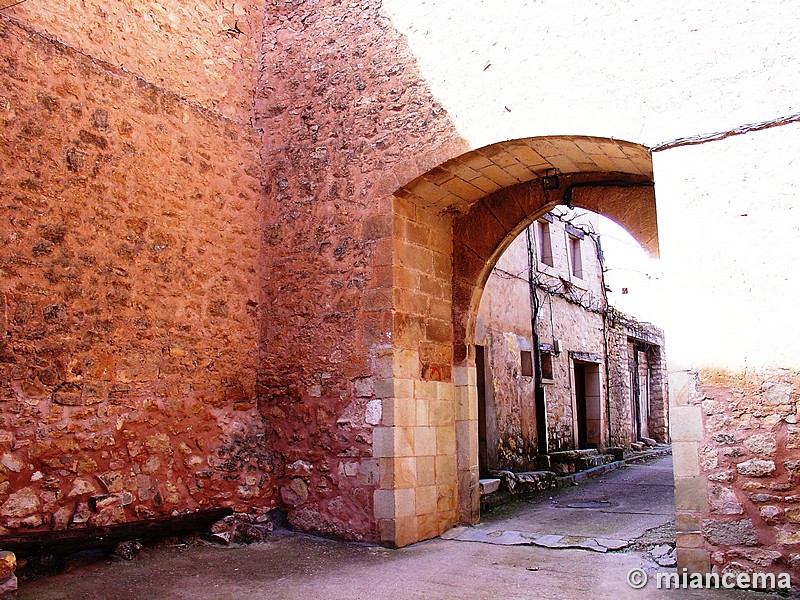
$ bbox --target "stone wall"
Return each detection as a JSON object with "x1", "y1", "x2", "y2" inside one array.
[
  {"x1": 605, "y1": 310, "x2": 669, "y2": 447},
  {"x1": 656, "y1": 123, "x2": 800, "y2": 576},
  {"x1": 606, "y1": 320, "x2": 632, "y2": 448},
  {"x1": 475, "y1": 224, "x2": 537, "y2": 470},
  {"x1": 2, "y1": 0, "x2": 467, "y2": 546},
  {"x1": 672, "y1": 368, "x2": 800, "y2": 577},
  {"x1": 3, "y1": 0, "x2": 264, "y2": 121},
  {"x1": 539, "y1": 297, "x2": 608, "y2": 453},
  {"x1": 254, "y1": 0, "x2": 463, "y2": 542},
  {"x1": 1, "y1": 0, "x2": 468, "y2": 548},
  {"x1": 475, "y1": 326, "x2": 538, "y2": 471},
  {"x1": 0, "y1": 17, "x2": 269, "y2": 534},
  {"x1": 646, "y1": 343, "x2": 669, "y2": 442}
]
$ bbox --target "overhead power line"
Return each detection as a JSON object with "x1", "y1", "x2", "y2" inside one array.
[{"x1": 651, "y1": 111, "x2": 800, "y2": 152}]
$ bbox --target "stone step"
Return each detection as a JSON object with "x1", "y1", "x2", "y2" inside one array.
[
  {"x1": 491, "y1": 470, "x2": 557, "y2": 494},
  {"x1": 577, "y1": 454, "x2": 616, "y2": 470},
  {"x1": 577, "y1": 448, "x2": 601, "y2": 457},
  {"x1": 479, "y1": 478, "x2": 501, "y2": 496},
  {"x1": 606, "y1": 446, "x2": 625, "y2": 461},
  {"x1": 549, "y1": 449, "x2": 599, "y2": 463},
  {"x1": 577, "y1": 456, "x2": 602, "y2": 470}
]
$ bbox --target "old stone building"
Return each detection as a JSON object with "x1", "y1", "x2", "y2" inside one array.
[
  {"x1": 0, "y1": 0, "x2": 799, "y2": 585},
  {"x1": 475, "y1": 209, "x2": 668, "y2": 479}
]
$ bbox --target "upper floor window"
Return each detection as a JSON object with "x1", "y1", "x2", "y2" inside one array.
[
  {"x1": 536, "y1": 220, "x2": 553, "y2": 267},
  {"x1": 520, "y1": 350, "x2": 533, "y2": 377},
  {"x1": 540, "y1": 351, "x2": 554, "y2": 380},
  {"x1": 568, "y1": 235, "x2": 583, "y2": 279},
  {"x1": 569, "y1": 235, "x2": 583, "y2": 279}
]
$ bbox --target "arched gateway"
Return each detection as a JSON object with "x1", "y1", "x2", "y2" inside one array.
[{"x1": 375, "y1": 135, "x2": 659, "y2": 546}]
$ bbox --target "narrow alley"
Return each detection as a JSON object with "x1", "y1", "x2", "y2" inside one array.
[
  {"x1": 16, "y1": 454, "x2": 776, "y2": 599},
  {"x1": 446, "y1": 453, "x2": 676, "y2": 556}
]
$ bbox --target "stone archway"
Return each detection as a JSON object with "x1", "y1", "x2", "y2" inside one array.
[{"x1": 376, "y1": 136, "x2": 660, "y2": 546}]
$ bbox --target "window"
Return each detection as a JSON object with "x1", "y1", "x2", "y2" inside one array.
[
  {"x1": 520, "y1": 350, "x2": 533, "y2": 377},
  {"x1": 540, "y1": 351, "x2": 554, "y2": 380},
  {"x1": 536, "y1": 221, "x2": 553, "y2": 267},
  {"x1": 569, "y1": 235, "x2": 583, "y2": 279}
]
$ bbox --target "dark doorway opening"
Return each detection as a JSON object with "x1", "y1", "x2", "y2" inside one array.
[
  {"x1": 476, "y1": 344, "x2": 489, "y2": 478},
  {"x1": 575, "y1": 363, "x2": 588, "y2": 449},
  {"x1": 629, "y1": 342, "x2": 652, "y2": 442},
  {"x1": 574, "y1": 360, "x2": 602, "y2": 449}
]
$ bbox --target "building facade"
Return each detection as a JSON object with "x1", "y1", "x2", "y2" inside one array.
[{"x1": 476, "y1": 210, "x2": 668, "y2": 478}]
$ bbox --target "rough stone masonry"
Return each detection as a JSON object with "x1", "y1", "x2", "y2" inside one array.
[
  {"x1": 0, "y1": 14, "x2": 271, "y2": 535},
  {"x1": 0, "y1": 0, "x2": 464, "y2": 547},
  {"x1": 1, "y1": 0, "x2": 800, "y2": 585}
]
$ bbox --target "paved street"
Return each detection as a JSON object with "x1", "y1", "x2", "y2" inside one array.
[
  {"x1": 447, "y1": 452, "x2": 676, "y2": 551},
  {"x1": 17, "y1": 454, "x2": 782, "y2": 599}
]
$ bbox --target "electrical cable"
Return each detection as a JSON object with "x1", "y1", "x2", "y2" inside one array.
[
  {"x1": 596, "y1": 234, "x2": 615, "y2": 449},
  {"x1": 526, "y1": 225, "x2": 548, "y2": 455},
  {"x1": 650, "y1": 110, "x2": 800, "y2": 152}
]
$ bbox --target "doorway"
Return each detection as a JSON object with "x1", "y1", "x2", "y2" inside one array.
[
  {"x1": 629, "y1": 342, "x2": 651, "y2": 441},
  {"x1": 573, "y1": 361, "x2": 602, "y2": 449},
  {"x1": 476, "y1": 344, "x2": 489, "y2": 478}
]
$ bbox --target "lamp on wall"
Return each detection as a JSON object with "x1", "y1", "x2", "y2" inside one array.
[{"x1": 541, "y1": 168, "x2": 559, "y2": 190}]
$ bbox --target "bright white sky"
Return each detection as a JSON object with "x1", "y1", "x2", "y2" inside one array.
[
  {"x1": 379, "y1": 0, "x2": 800, "y2": 370},
  {"x1": 381, "y1": 0, "x2": 798, "y2": 150},
  {"x1": 597, "y1": 215, "x2": 665, "y2": 326}
]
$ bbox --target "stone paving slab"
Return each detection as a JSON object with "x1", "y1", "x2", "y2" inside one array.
[{"x1": 443, "y1": 526, "x2": 630, "y2": 553}]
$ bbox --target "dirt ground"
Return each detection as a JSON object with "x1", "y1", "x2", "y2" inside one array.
[{"x1": 15, "y1": 455, "x2": 787, "y2": 599}]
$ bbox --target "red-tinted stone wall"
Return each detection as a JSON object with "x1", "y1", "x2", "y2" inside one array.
[
  {"x1": 0, "y1": 18, "x2": 269, "y2": 533},
  {"x1": 254, "y1": 1, "x2": 463, "y2": 541},
  {"x1": 4, "y1": 0, "x2": 265, "y2": 121},
  {"x1": 675, "y1": 368, "x2": 800, "y2": 577}
]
